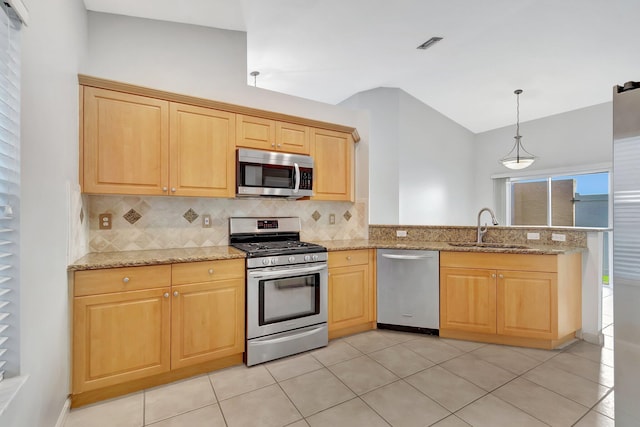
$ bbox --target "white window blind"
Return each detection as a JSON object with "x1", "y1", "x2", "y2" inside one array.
[{"x1": 0, "y1": 2, "x2": 21, "y2": 382}]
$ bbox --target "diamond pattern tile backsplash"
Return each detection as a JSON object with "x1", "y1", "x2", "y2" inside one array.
[{"x1": 87, "y1": 196, "x2": 367, "y2": 252}]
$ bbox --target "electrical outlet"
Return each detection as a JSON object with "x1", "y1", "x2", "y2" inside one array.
[
  {"x1": 527, "y1": 232, "x2": 540, "y2": 240},
  {"x1": 99, "y1": 213, "x2": 112, "y2": 230},
  {"x1": 552, "y1": 233, "x2": 566, "y2": 242},
  {"x1": 329, "y1": 214, "x2": 336, "y2": 225},
  {"x1": 396, "y1": 230, "x2": 407, "y2": 237},
  {"x1": 202, "y1": 214, "x2": 212, "y2": 228}
]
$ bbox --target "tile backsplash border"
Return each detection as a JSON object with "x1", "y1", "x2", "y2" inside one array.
[{"x1": 87, "y1": 195, "x2": 368, "y2": 253}]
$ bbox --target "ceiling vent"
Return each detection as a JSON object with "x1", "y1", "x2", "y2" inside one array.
[{"x1": 416, "y1": 37, "x2": 443, "y2": 50}]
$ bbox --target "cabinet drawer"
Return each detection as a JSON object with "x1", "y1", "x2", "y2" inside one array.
[
  {"x1": 329, "y1": 249, "x2": 370, "y2": 268},
  {"x1": 171, "y1": 259, "x2": 245, "y2": 285},
  {"x1": 74, "y1": 265, "x2": 171, "y2": 297}
]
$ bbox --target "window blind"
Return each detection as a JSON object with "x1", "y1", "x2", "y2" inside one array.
[{"x1": 0, "y1": 2, "x2": 21, "y2": 382}]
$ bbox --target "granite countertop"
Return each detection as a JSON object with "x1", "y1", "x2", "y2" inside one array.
[
  {"x1": 68, "y1": 246, "x2": 246, "y2": 271},
  {"x1": 69, "y1": 238, "x2": 584, "y2": 271},
  {"x1": 313, "y1": 239, "x2": 584, "y2": 255}
]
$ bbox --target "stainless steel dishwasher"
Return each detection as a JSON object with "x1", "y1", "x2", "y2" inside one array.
[{"x1": 376, "y1": 249, "x2": 439, "y2": 334}]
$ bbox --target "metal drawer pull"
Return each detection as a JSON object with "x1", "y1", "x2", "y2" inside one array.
[
  {"x1": 491, "y1": 273, "x2": 496, "y2": 278},
  {"x1": 208, "y1": 268, "x2": 214, "y2": 275},
  {"x1": 346, "y1": 256, "x2": 352, "y2": 260},
  {"x1": 173, "y1": 291, "x2": 179, "y2": 297},
  {"x1": 162, "y1": 186, "x2": 168, "y2": 192},
  {"x1": 163, "y1": 292, "x2": 169, "y2": 298},
  {"x1": 123, "y1": 277, "x2": 130, "y2": 283},
  {"x1": 499, "y1": 274, "x2": 504, "y2": 279}
]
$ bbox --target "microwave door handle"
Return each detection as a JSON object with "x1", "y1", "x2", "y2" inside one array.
[{"x1": 293, "y1": 162, "x2": 300, "y2": 193}]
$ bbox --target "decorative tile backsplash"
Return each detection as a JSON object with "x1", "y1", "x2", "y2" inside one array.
[{"x1": 87, "y1": 196, "x2": 368, "y2": 252}]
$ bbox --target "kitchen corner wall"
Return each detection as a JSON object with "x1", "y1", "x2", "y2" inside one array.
[{"x1": 86, "y1": 195, "x2": 367, "y2": 252}]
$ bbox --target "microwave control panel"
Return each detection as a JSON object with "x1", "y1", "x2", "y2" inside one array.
[{"x1": 299, "y1": 168, "x2": 313, "y2": 190}]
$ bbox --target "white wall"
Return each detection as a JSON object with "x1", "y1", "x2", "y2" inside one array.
[
  {"x1": 474, "y1": 102, "x2": 613, "y2": 216},
  {"x1": 341, "y1": 88, "x2": 476, "y2": 225},
  {"x1": 0, "y1": 0, "x2": 88, "y2": 426},
  {"x1": 398, "y1": 90, "x2": 476, "y2": 224}
]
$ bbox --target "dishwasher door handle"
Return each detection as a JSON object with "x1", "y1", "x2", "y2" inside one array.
[{"x1": 381, "y1": 254, "x2": 435, "y2": 260}]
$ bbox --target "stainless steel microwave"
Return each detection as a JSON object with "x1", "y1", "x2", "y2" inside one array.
[{"x1": 236, "y1": 148, "x2": 314, "y2": 198}]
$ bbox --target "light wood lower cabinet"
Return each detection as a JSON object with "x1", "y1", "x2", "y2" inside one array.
[
  {"x1": 440, "y1": 251, "x2": 581, "y2": 349},
  {"x1": 72, "y1": 260, "x2": 245, "y2": 406},
  {"x1": 328, "y1": 249, "x2": 376, "y2": 339},
  {"x1": 170, "y1": 260, "x2": 245, "y2": 370}
]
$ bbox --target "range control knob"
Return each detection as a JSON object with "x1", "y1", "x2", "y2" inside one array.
[
  {"x1": 312, "y1": 254, "x2": 319, "y2": 261},
  {"x1": 270, "y1": 258, "x2": 278, "y2": 265},
  {"x1": 262, "y1": 258, "x2": 270, "y2": 265},
  {"x1": 288, "y1": 256, "x2": 296, "y2": 263},
  {"x1": 304, "y1": 255, "x2": 312, "y2": 262}
]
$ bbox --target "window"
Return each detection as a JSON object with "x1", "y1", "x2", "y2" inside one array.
[
  {"x1": 507, "y1": 171, "x2": 610, "y2": 228},
  {"x1": 0, "y1": 2, "x2": 22, "y2": 382}
]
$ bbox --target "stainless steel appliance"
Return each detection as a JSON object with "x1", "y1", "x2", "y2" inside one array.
[
  {"x1": 612, "y1": 81, "x2": 640, "y2": 424},
  {"x1": 376, "y1": 249, "x2": 439, "y2": 334},
  {"x1": 236, "y1": 148, "x2": 314, "y2": 199},
  {"x1": 230, "y1": 217, "x2": 328, "y2": 366}
]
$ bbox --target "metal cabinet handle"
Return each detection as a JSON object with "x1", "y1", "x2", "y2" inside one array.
[
  {"x1": 162, "y1": 186, "x2": 168, "y2": 192},
  {"x1": 173, "y1": 291, "x2": 179, "y2": 297},
  {"x1": 163, "y1": 292, "x2": 169, "y2": 298},
  {"x1": 277, "y1": 144, "x2": 282, "y2": 147},
  {"x1": 346, "y1": 256, "x2": 352, "y2": 261},
  {"x1": 271, "y1": 143, "x2": 276, "y2": 147},
  {"x1": 499, "y1": 274, "x2": 504, "y2": 279},
  {"x1": 491, "y1": 273, "x2": 496, "y2": 278},
  {"x1": 208, "y1": 268, "x2": 214, "y2": 275},
  {"x1": 123, "y1": 277, "x2": 130, "y2": 283},
  {"x1": 171, "y1": 187, "x2": 176, "y2": 193}
]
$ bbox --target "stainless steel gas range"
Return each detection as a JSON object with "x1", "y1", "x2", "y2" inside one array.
[{"x1": 229, "y1": 217, "x2": 328, "y2": 366}]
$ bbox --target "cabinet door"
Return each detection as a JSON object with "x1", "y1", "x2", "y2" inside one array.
[
  {"x1": 497, "y1": 270, "x2": 557, "y2": 339},
  {"x1": 440, "y1": 267, "x2": 496, "y2": 334},
  {"x1": 171, "y1": 279, "x2": 245, "y2": 369},
  {"x1": 236, "y1": 115, "x2": 276, "y2": 150},
  {"x1": 73, "y1": 288, "x2": 171, "y2": 393},
  {"x1": 311, "y1": 129, "x2": 354, "y2": 201},
  {"x1": 276, "y1": 122, "x2": 310, "y2": 154},
  {"x1": 170, "y1": 103, "x2": 236, "y2": 197},
  {"x1": 328, "y1": 263, "x2": 371, "y2": 333},
  {"x1": 83, "y1": 87, "x2": 169, "y2": 195}
]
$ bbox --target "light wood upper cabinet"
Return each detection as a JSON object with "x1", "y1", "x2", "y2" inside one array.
[
  {"x1": 276, "y1": 122, "x2": 310, "y2": 154},
  {"x1": 311, "y1": 128, "x2": 354, "y2": 201},
  {"x1": 170, "y1": 103, "x2": 236, "y2": 197},
  {"x1": 82, "y1": 87, "x2": 169, "y2": 195},
  {"x1": 236, "y1": 115, "x2": 310, "y2": 154},
  {"x1": 328, "y1": 249, "x2": 376, "y2": 339},
  {"x1": 235, "y1": 115, "x2": 276, "y2": 151},
  {"x1": 170, "y1": 260, "x2": 245, "y2": 370},
  {"x1": 439, "y1": 251, "x2": 581, "y2": 349}
]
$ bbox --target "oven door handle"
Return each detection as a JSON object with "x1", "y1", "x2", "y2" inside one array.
[
  {"x1": 249, "y1": 264, "x2": 327, "y2": 279},
  {"x1": 250, "y1": 325, "x2": 325, "y2": 346}
]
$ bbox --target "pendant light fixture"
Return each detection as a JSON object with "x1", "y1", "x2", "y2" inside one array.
[{"x1": 500, "y1": 89, "x2": 536, "y2": 169}]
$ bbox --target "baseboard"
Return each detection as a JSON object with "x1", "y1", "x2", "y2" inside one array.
[
  {"x1": 580, "y1": 330, "x2": 605, "y2": 346},
  {"x1": 54, "y1": 398, "x2": 71, "y2": 427}
]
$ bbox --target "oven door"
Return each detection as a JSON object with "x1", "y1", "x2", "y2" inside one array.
[{"x1": 247, "y1": 263, "x2": 328, "y2": 339}]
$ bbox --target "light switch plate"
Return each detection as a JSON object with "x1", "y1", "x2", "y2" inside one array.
[{"x1": 202, "y1": 214, "x2": 212, "y2": 228}]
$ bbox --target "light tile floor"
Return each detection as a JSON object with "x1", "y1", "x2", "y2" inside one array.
[{"x1": 64, "y1": 286, "x2": 616, "y2": 427}]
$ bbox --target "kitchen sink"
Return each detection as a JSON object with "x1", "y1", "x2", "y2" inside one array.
[{"x1": 448, "y1": 242, "x2": 531, "y2": 249}]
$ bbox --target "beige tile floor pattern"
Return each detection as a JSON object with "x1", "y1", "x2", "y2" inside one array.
[{"x1": 65, "y1": 287, "x2": 615, "y2": 427}]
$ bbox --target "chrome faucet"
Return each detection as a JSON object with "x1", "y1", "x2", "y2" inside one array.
[{"x1": 477, "y1": 207, "x2": 499, "y2": 243}]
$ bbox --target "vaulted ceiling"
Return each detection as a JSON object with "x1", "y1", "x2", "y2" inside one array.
[{"x1": 83, "y1": 0, "x2": 640, "y2": 133}]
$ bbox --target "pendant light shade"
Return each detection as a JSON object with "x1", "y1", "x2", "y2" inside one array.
[{"x1": 500, "y1": 89, "x2": 536, "y2": 169}]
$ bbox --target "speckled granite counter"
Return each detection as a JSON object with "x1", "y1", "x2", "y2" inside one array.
[
  {"x1": 69, "y1": 237, "x2": 585, "y2": 271},
  {"x1": 313, "y1": 239, "x2": 585, "y2": 255},
  {"x1": 68, "y1": 246, "x2": 246, "y2": 271}
]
